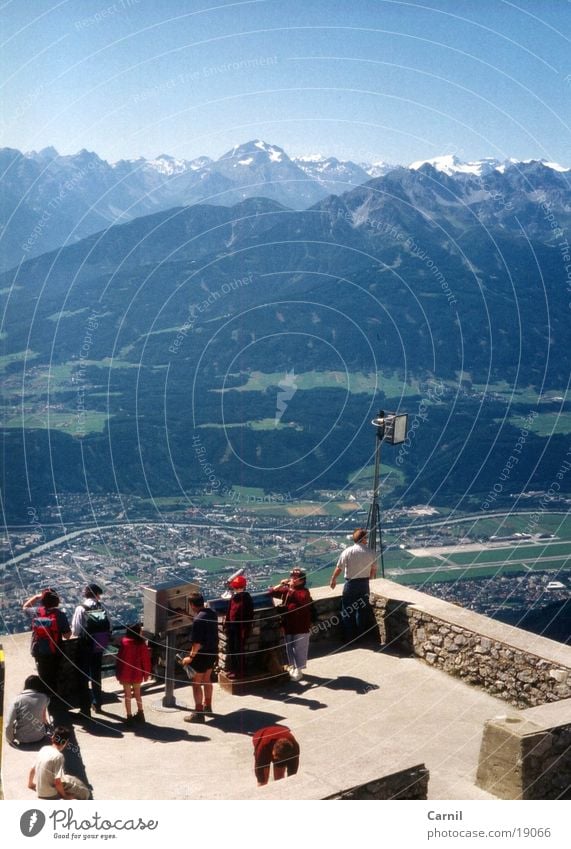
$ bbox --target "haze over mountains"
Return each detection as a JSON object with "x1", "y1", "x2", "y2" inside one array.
[{"x1": 1, "y1": 141, "x2": 570, "y2": 521}]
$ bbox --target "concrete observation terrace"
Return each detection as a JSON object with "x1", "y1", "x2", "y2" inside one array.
[{"x1": 2, "y1": 579, "x2": 571, "y2": 801}]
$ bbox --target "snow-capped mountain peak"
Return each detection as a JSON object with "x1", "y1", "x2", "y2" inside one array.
[
  {"x1": 409, "y1": 154, "x2": 501, "y2": 177},
  {"x1": 410, "y1": 153, "x2": 571, "y2": 177},
  {"x1": 253, "y1": 139, "x2": 284, "y2": 162},
  {"x1": 222, "y1": 140, "x2": 288, "y2": 165},
  {"x1": 144, "y1": 154, "x2": 190, "y2": 175},
  {"x1": 296, "y1": 153, "x2": 327, "y2": 164}
]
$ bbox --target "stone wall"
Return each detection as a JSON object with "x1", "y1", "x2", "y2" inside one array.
[
  {"x1": 476, "y1": 701, "x2": 571, "y2": 799},
  {"x1": 324, "y1": 763, "x2": 429, "y2": 800},
  {"x1": 368, "y1": 580, "x2": 571, "y2": 709},
  {"x1": 148, "y1": 580, "x2": 571, "y2": 710},
  {"x1": 308, "y1": 592, "x2": 344, "y2": 643}
]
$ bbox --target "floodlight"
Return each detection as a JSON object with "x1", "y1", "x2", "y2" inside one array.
[
  {"x1": 366, "y1": 409, "x2": 408, "y2": 576},
  {"x1": 384, "y1": 413, "x2": 408, "y2": 445}
]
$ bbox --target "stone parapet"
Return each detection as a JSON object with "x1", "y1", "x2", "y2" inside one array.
[
  {"x1": 324, "y1": 763, "x2": 429, "y2": 800},
  {"x1": 368, "y1": 579, "x2": 571, "y2": 709},
  {"x1": 476, "y1": 699, "x2": 571, "y2": 799},
  {"x1": 149, "y1": 580, "x2": 571, "y2": 709}
]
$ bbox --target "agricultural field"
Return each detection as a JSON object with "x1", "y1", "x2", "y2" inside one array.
[
  {"x1": 386, "y1": 524, "x2": 571, "y2": 586},
  {"x1": 216, "y1": 369, "x2": 423, "y2": 397}
]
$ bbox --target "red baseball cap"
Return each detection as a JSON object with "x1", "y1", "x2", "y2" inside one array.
[{"x1": 229, "y1": 575, "x2": 247, "y2": 589}]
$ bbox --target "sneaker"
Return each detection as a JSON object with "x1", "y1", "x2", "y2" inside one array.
[
  {"x1": 291, "y1": 668, "x2": 304, "y2": 682},
  {"x1": 184, "y1": 711, "x2": 206, "y2": 724},
  {"x1": 134, "y1": 711, "x2": 145, "y2": 723}
]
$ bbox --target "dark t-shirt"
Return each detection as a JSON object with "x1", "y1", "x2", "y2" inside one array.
[{"x1": 191, "y1": 608, "x2": 219, "y2": 654}]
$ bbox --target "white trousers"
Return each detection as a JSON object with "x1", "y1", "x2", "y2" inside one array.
[{"x1": 284, "y1": 632, "x2": 310, "y2": 670}]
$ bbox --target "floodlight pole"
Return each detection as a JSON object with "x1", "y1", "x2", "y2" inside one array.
[{"x1": 367, "y1": 411, "x2": 385, "y2": 578}]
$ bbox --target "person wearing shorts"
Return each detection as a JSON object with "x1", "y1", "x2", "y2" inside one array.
[{"x1": 181, "y1": 594, "x2": 219, "y2": 724}]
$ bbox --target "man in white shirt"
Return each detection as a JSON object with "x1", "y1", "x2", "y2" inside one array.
[{"x1": 330, "y1": 528, "x2": 377, "y2": 642}]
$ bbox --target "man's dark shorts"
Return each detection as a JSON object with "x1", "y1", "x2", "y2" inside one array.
[{"x1": 192, "y1": 653, "x2": 215, "y2": 674}]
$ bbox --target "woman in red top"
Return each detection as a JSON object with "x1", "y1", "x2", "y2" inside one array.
[
  {"x1": 115, "y1": 623, "x2": 151, "y2": 723},
  {"x1": 252, "y1": 725, "x2": 300, "y2": 786},
  {"x1": 269, "y1": 568, "x2": 312, "y2": 682}
]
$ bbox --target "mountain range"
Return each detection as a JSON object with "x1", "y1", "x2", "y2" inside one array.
[
  {"x1": 1, "y1": 148, "x2": 570, "y2": 521},
  {"x1": 1, "y1": 138, "x2": 568, "y2": 271},
  {"x1": 0, "y1": 140, "x2": 394, "y2": 271}
]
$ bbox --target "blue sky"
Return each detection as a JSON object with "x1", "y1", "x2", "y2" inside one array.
[{"x1": 2, "y1": 0, "x2": 571, "y2": 165}]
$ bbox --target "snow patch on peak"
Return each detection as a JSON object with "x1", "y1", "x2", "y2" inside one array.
[
  {"x1": 145, "y1": 155, "x2": 189, "y2": 175},
  {"x1": 254, "y1": 141, "x2": 284, "y2": 162},
  {"x1": 409, "y1": 154, "x2": 502, "y2": 177},
  {"x1": 498, "y1": 158, "x2": 570, "y2": 174},
  {"x1": 542, "y1": 161, "x2": 570, "y2": 173},
  {"x1": 252, "y1": 140, "x2": 283, "y2": 161},
  {"x1": 296, "y1": 154, "x2": 327, "y2": 163}
]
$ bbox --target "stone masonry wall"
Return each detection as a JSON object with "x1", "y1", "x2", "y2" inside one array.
[
  {"x1": 520, "y1": 719, "x2": 571, "y2": 799},
  {"x1": 476, "y1": 709, "x2": 571, "y2": 799},
  {"x1": 324, "y1": 763, "x2": 429, "y2": 800},
  {"x1": 149, "y1": 582, "x2": 571, "y2": 710},
  {"x1": 370, "y1": 588, "x2": 571, "y2": 709}
]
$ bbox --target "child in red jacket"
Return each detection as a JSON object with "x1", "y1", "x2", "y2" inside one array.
[{"x1": 115, "y1": 623, "x2": 151, "y2": 723}]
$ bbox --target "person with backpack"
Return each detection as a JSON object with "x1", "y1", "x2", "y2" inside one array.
[
  {"x1": 71, "y1": 583, "x2": 112, "y2": 717},
  {"x1": 23, "y1": 589, "x2": 71, "y2": 700}
]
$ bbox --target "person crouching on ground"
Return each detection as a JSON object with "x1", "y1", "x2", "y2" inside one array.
[
  {"x1": 27, "y1": 726, "x2": 89, "y2": 800},
  {"x1": 252, "y1": 725, "x2": 300, "y2": 786},
  {"x1": 5, "y1": 675, "x2": 51, "y2": 747},
  {"x1": 268, "y1": 568, "x2": 312, "y2": 682},
  {"x1": 115, "y1": 623, "x2": 151, "y2": 724},
  {"x1": 181, "y1": 594, "x2": 219, "y2": 723}
]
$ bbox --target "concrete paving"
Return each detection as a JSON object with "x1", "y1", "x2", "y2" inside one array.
[{"x1": 2, "y1": 632, "x2": 518, "y2": 800}]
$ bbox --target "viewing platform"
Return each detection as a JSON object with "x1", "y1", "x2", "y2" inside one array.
[{"x1": 2, "y1": 579, "x2": 571, "y2": 801}]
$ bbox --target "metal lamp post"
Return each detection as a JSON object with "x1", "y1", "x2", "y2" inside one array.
[{"x1": 366, "y1": 409, "x2": 408, "y2": 577}]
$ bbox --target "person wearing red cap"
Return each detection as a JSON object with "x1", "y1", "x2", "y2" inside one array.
[
  {"x1": 330, "y1": 528, "x2": 377, "y2": 642},
  {"x1": 224, "y1": 575, "x2": 254, "y2": 679}
]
